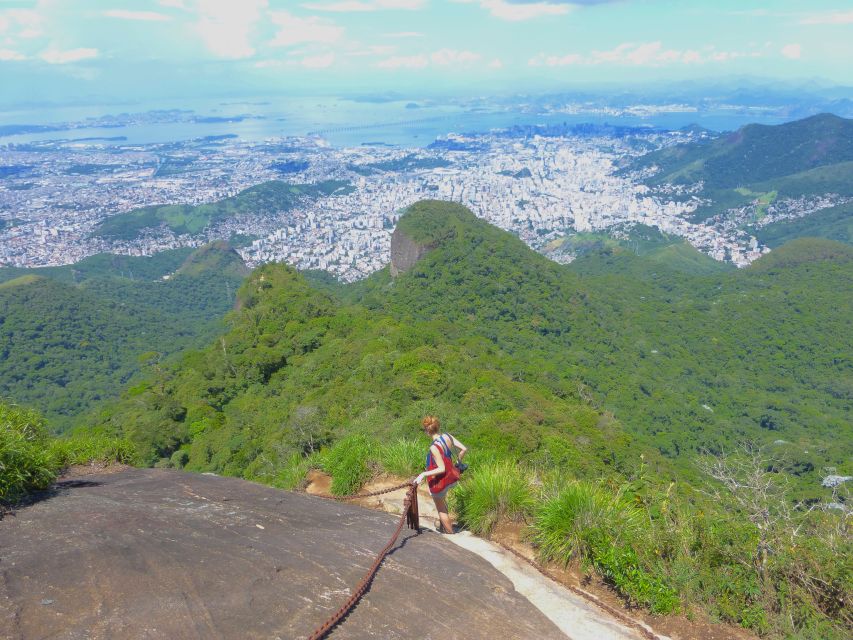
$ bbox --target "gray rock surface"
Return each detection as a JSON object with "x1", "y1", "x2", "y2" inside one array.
[
  {"x1": 389, "y1": 227, "x2": 431, "y2": 276},
  {"x1": 0, "y1": 468, "x2": 564, "y2": 639}
]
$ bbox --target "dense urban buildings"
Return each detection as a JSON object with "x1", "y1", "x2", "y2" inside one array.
[{"x1": 3, "y1": 126, "x2": 838, "y2": 279}]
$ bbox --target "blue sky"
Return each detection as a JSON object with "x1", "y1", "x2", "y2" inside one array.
[{"x1": 1, "y1": 0, "x2": 852, "y2": 105}]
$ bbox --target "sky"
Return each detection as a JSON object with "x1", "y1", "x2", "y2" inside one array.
[{"x1": 1, "y1": 0, "x2": 852, "y2": 106}]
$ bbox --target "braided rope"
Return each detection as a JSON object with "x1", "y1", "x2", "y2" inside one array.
[{"x1": 324, "y1": 480, "x2": 414, "y2": 501}]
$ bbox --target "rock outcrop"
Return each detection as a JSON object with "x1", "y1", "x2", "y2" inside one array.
[
  {"x1": 389, "y1": 226, "x2": 431, "y2": 276},
  {"x1": 0, "y1": 468, "x2": 563, "y2": 639}
]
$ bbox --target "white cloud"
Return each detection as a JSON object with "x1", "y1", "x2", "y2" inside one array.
[
  {"x1": 376, "y1": 54, "x2": 428, "y2": 68},
  {"x1": 800, "y1": 11, "x2": 853, "y2": 25},
  {"x1": 303, "y1": 0, "x2": 425, "y2": 10},
  {"x1": 269, "y1": 10, "x2": 344, "y2": 47},
  {"x1": 781, "y1": 43, "x2": 802, "y2": 59},
  {"x1": 195, "y1": 0, "x2": 268, "y2": 59},
  {"x1": 158, "y1": 0, "x2": 188, "y2": 8},
  {"x1": 430, "y1": 48, "x2": 481, "y2": 65},
  {"x1": 103, "y1": 10, "x2": 172, "y2": 22},
  {"x1": 0, "y1": 48, "x2": 26, "y2": 61},
  {"x1": 0, "y1": 8, "x2": 44, "y2": 40},
  {"x1": 472, "y1": 0, "x2": 572, "y2": 21},
  {"x1": 376, "y1": 49, "x2": 488, "y2": 69},
  {"x1": 39, "y1": 47, "x2": 99, "y2": 64},
  {"x1": 383, "y1": 31, "x2": 423, "y2": 38},
  {"x1": 348, "y1": 44, "x2": 397, "y2": 56},
  {"x1": 529, "y1": 42, "x2": 761, "y2": 67},
  {"x1": 528, "y1": 52, "x2": 582, "y2": 66},
  {"x1": 488, "y1": 57, "x2": 503, "y2": 68},
  {"x1": 301, "y1": 51, "x2": 336, "y2": 67}
]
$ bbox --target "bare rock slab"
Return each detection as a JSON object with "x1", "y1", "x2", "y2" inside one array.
[{"x1": 0, "y1": 468, "x2": 564, "y2": 639}]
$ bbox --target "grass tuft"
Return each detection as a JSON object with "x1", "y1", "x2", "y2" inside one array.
[
  {"x1": 322, "y1": 433, "x2": 375, "y2": 496},
  {"x1": 0, "y1": 403, "x2": 55, "y2": 503},
  {"x1": 452, "y1": 461, "x2": 534, "y2": 535},
  {"x1": 49, "y1": 434, "x2": 138, "y2": 468},
  {"x1": 377, "y1": 438, "x2": 423, "y2": 477}
]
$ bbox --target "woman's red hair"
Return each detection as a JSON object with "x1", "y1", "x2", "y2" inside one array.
[{"x1": 422, "y1": 415, "x2": 441, "y2": 435}]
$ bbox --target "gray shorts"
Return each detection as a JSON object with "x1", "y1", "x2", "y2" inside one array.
[{"x1": 430, "y1": 482, "x2": 457, "y2": 501}]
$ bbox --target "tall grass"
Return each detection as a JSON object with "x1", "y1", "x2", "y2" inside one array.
[
  {"x1": 0, "y1": 403, "x2": 56, "y2": 502},
  {"x1": 49, "y1": 435, "x2": 138, "y2": 467},
  {"x1": 532, "y1": 481, "x2": 641, "y2": 562},
  {"x1": 452, "y1": 461, "x2": 535, "y2": 535},
  {"x1": 531, "y1": 480, "x2": 679, "y2": 614},
  {"x1": 275, "y1": 451, "x2": 323, "y2": 490},
  {"x1": 322, "y1": 433, "x2": 375, "y2": 495},
  {"x1": 377, "y1": 438, "x2": 423, "y2": 477}
]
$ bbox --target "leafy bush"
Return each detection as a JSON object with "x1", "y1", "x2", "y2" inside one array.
[
  {"x1": 0, "y1": 402, "x2": 56, "y2": 502},
  {"x1": 452, "y1": 461, "x2": 534, "y2": 535},
  {"x1": 591, "y1": 541, "x2": 680, "y2": 614}
]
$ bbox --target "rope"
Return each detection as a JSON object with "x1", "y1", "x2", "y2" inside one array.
[
  {"x1": 493, "y1": 541, "x2": 663, "y2": 640},
  {"x1": 305, "y1": 482, "x2": 420, "y2": 640},
  {"x1": 323, "y1": 480, "x2": 414, "y2": 501}
]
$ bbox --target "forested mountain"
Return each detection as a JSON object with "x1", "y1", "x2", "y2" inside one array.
[
  {"x1": 11, "y1": 201, "x2": 848, "y2": 637},
  {"x1": 630, "y1": 113, "x2": 853, "y2": 247},
  {"x1": 0, "y1": 243, "x2": 249, "y2": 429},
  {"x1": 639, "y1": 113, "x2": 853, "y2": 189},
  {"x1": 91, "y1": 201, "x2": 852, "y2": 501}
]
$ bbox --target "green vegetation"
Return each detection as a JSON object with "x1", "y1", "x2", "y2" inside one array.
[
  {"x1": 452, "y1": 461, "x2": 534, "y2": 535},
  {"x1": 0, "y1": 402, "x2": 55, "y2": 502},
  {"x1": 550, "y1": 224, "x2": 733, "y2": 276},
  {"x1": 94, "y1": 180, "x2": 352, "y2": 241},
  {"x1": 349, "y1": 154, "x2": 451, "y2": 175},
  {"x1": 752, "y1": 201, "x2": 853, "y2": 248},
  {"x1": 8, "y1": 198, "x2": 849, "y2": 637},
  {"x1": 633, "y1": 114, "x2": 853, "y2": 245},
  {"x1": 1, "y1": 401, "x2": 136, "y2": 504},
  {"x1": 0, "y1": 243, "x2": 249, "y2": 429},
  {"x1": 639, "y1": 114, "x2": 853, "y2": 189}
]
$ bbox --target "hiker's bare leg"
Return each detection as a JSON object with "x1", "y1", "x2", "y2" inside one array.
[{"x1": 433, "y1": 496, "x2": 453, "y2": 533}]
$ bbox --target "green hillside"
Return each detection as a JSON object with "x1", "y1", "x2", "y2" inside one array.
[
  {"x1": 640, "y1": 114, "x2": 853, "y2": 189},
  {"x1": 0, "y1": 244, "x2": 249, "y2": 429},
  {"x1": 89, "y1": 201, "x2": 852, "y2": 496},
  {"x1": 633, "y1": 114, "x2": 853, "y2": 246},
  {"x1": 751, "y1": 202, "x2": 853, "y2": 248},
  {"x1": 93, "y1": 179, "x2": 352, "y2": 241},
  {"x1": 84, "y1": 201, "x2": 851, "y2": 638},
  {"x1": 0, "y1": 247, "x2": 194, "y2": 286},
  {"x1": 363, "y1": 204, "x2": 851, "y2": 491},
  {"x1": 547, "y1": 224, "x2": 733, "y2": 277}
]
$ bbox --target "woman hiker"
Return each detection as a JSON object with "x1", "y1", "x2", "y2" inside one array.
[{"x1": 414, "y1": 415, "x2": 468, "y2": 534}]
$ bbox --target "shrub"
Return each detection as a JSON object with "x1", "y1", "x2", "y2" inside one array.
[
  {"x1": 591, "y1": 541, "x2": 680, "y2": 614},
  {"x1": 453, "y1": 461, "x2": 534, "y2": 535},
  {"x1": 322, "y1": 433, "x2": 375, "y2": 496},
  {"x1": 0, "y1": 403, "x2": 57, "y2": 502}
]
